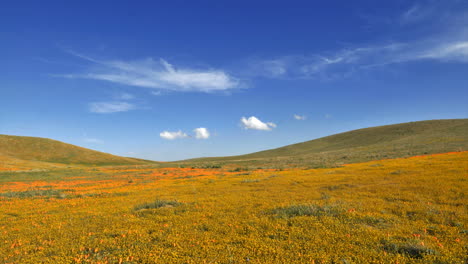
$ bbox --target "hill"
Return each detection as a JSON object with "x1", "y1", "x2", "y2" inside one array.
[
  {"x1": 0, "y1": 135, "x2": 152, "y2": 167},
  {"x1": 181, "y1": 119, "x2": 468, "y2": 167}
]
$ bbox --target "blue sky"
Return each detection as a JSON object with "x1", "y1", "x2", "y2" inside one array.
[{"x1": 1, "y1": 0, "x2": 467, "y2": 161}]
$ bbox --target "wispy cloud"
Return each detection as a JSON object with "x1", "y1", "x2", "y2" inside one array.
[
  {"x1": 250, "y1": 38, "x2": 468, "y2": 80},
  {"x1": 62, "y1": 53, "x2": 240, "y2": 93},
  {"x1": 249, "y1": 2, "x2": 468, "y2": 80},
  {"x1": 241, "y1": 116, "x2": 276, "y2": 131},
  {"x1": 398, "y1": 1, "x2": 466, "y2": 26},
  {"x1": 160, "y1": 130, "x2": 188, "y2": 140},
  {"x1": 247, "y1": 59, "x2": 288, "y2": 78},
  {"x1": 115, "y1": 92, "x2": 134, "y2": 100},
  {"x1": 417, "y1": 41, "x2": 468, "y2": 62},
  {"x1": 89, "y1": 101, "x2": 135, "y2": 113},
  {"x1": 400, "y1": 3, "x2": 434, "y2": 25},
  {"x1": 294, "y1": 114, "x2": 306, "y2": 120}
]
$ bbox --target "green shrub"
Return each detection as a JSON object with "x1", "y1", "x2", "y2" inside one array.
[
  {"x1": 381, "y1": 240, "x2": 436, "y2": 259},
  {"x1": 0, "y1": 189, "x2": 66, "y2": 199},
  {"x1": 241, "y1": 179, "x2": 260, "y2": 183},
  {"x1": 270, "y1": 204, "x2": 343, "y2": 218},
  {"x1": 133, "y1": 199, "x2": 182, "y2": 211}
]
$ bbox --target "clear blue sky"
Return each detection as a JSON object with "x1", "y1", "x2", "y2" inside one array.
[{"x1": 1, "y1": 0, "x2": 467, "y2": 161}]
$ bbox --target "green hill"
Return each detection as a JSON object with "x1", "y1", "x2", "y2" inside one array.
[
  {"x1": 2, "y1": 119, "x2": 466, "y2": 169},
  {"x1": 0, "y1": 135, "x2": 152, "y2": 166},
  {"x1": 182, "y1": 119, "x2": 468, "y2": 167}
]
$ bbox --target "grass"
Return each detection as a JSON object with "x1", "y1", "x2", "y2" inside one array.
[
  {"x1": 179, "y1": 119, "x2": 468, "y2": 168},
  {"x1": 0, "y1": 134, "x2": 153, "y2": 167},
  {"x1": 241, "y1": 178, "x2": 260, "y2": 183},
  {"x1": 1, "y1": 119, "x2": 466, "y2": 171},
  {"x1": 381, "y1": 239, "x2": 437, "y2": 259},
  {"x1": 134, "y1": 199, "x2": 183, "y2": 211},
  {"x1": 269, "y1": 203, "x2": 344, "y2": 218},
  {"x1": 0, "y1": 151, "x2": 466, "y2": 263},
  {"x1": 0, "y1": 189, "x2": 67, "y2": 199}
]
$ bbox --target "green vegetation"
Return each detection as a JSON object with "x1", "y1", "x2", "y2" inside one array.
[
  {"x1": 0, "y1": 152, "x2": 466, "y2": 263},
  {"x1": 1, "y1": 120, "x2": 466, "y2": 262},
  {"x1": 0, "y1": 189, "x2": 66, "y2": 199},
  {"x1": 1, "y1": 119, "x2": 466, "y2": 170},
  {"x1": 134, "y1": 199, "x2": 183, "y2": 211},
  {"x1": 180, "y1": 119, "x2": 468, "y2": 168},
  {"x1": 270, "y1": 203, "x2": 344, "y2": 218},
  {"x1": 0, "y1": 134, "x2": 154, "y2": 166},
  {"x1": 381, "y1": 240, "x2": 437, "y2": 259}
]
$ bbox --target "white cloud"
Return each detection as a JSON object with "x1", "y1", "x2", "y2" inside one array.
[
  {"x1": 160, "y1": 130, "x2": 188, "y2": 140},
  {"x1": 400, "y1": 4, "x2": 434, "y2": 24},
  {"x1": 398, "y1": 1, "x2": 463, "y2": 26},
  {"x1": 251, "y1": 37, "x2": 468, "y2": 80},
  {"x1": 63, "y1": 54, "x2": 239, "y2": 93},
  {"x1": 241, "y1": 116, "x2": 276, "y2": 131},
  {"x1": 83, "y1": 138, "x2": 104, "y2": 144},
  {"x1": 418, "y1": 41, "x2": 468, "y2": 62},
  {"x1": 89, "y1": 101, "x2": 135, "y2": 113},
  {"x1": 194, "y1": 127, "x2": 210, "y2": 139},
  {"x1": 294, "y1": 114, "x2": 306, "y2": 120},
  {"x1": 248, "y1": 3, "x2": 468, "y2": 80},
  {"x1": 250, "y1": 59, "x2": 288, "y2": 78}
]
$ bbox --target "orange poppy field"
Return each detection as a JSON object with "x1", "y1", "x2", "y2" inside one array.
[{"x1": 0, "y1": 152, "x2": 467, "y2": 263}]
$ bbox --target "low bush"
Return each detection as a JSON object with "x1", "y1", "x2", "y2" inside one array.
[
  {"x1": 241, "y1": 179, "x2": 260, "y2": 183},
  {"x1": 0, "y1": 189, "x2": 66, "y2": 199},
  {"x1": 133, "y1": 199, "x2": 182, "y2": 211},
  {"x1": 270, "y1": 204, "x2": 343, "y2": 218},
  {"x1": 381, "y1": 240, "x2": 436, "y2": 259}
]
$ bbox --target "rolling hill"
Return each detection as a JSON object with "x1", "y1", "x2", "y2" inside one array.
[
  {"x1": 182, "y1": 119, "x2": 468, "y2": 167},
  {"x1": 0, "y1": 135, "x2": 151, "y2": 168},
  {"x1": 1, "y1": 119, "x2": 466, "y2": 170}
]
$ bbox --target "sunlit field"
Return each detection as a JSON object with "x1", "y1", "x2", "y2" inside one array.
[{"x1": 1, "y1": 152, "x2": 466, "y2": 263}]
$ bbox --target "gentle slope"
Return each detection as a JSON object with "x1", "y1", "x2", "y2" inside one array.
[
  {"x1": 0, "y1": 135, "x2": 151, "y2": 167},
  {"x1": 183, "y1": 119, "x2": 468, "y2": 167}
]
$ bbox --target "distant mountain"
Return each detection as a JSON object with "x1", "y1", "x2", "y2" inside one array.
[
  {"x1": 183, "y1": 119, "x2": 468, "y2": 167},
  {"x1": 0, "y1": 135, "x2": 152, "y2": 167}
]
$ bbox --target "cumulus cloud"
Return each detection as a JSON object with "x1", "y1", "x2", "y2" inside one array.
[
  {"x1": 194, "y1": 127, "x2": 210, "y2": 139},
  {"x1": 241, "y1": 116, "x2": 276, "y2": 131},
  {"x1": 62, "y1": 53, "x2": 239, "y2": 93},
  {"x1": 294, "y1": 114, "x2": 307, "y2": 120},
  {"x1": 89, "y1": 101, "x2": 135, "y2": 113},
  {"x1": 160, "y1": 130, "x2": 188, "y2": 140}
]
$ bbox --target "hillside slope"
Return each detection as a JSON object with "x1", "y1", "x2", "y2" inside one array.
[
  {"x1": 183, "y1": 119, "x2": 468, "y2": 167},
  {"x1": 0, "y1": 135, "x2": 151, "y2": 167}
]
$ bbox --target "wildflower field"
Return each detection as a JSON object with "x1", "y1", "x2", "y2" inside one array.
[{"x1": 0, "y1": 152, "x2": 466, "y2": 263}]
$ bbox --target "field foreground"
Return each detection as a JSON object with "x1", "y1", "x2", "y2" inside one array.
[{"x1": 0, "y1": 152, "x2": 467, "y2": 263}]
